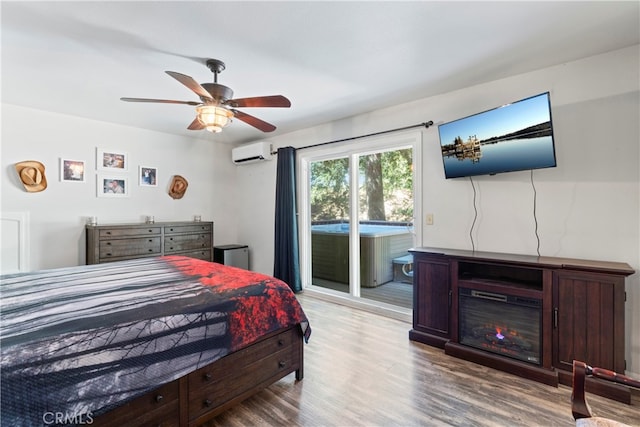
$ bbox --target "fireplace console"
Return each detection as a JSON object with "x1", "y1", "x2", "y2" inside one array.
[{"x1": 408, "y1": 247, "x2": 635, "y2": 403}]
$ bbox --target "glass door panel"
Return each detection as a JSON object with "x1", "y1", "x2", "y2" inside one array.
[
  {"x1": 310, "y1": 157, "x2": 350, "y2": 294},
  {"x1": 303, "y1": 142, "x2": 417, "y2": 311},
  {"x1": 358, "y1": 148, "x2": 414, "y2": 308}
]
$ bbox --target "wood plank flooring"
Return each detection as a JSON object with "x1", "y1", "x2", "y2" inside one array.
[{"x1": 209, "y1": 294, "x2": 640, "y2": 427}]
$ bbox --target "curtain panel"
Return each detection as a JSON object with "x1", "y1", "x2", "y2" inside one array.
[{"x1": 273, "y1": 146, "x2": 302, "y2": 292}]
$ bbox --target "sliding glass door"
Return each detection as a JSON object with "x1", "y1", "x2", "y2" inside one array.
[
  {"x1": 357, "y1": 149, "x2": 414, "y2": 308},
  {"x1": 300, "y1": 133, "x2": 421, "y2": 311},
  {"x1": 309, "y1": 156, "x2": 351, "y2": 295}
]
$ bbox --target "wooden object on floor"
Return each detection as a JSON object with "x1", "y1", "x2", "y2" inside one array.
[
  {"x1": 91, "y1": 326, "x2": 304, "y2": 427},
  {"x1": 572, "y1": 360, "x2": 640, "y2": 426},
  {"x1": 409, "y1": 247, "x2": 635, "y2": 403},
  {"x1": 86, "y1": 221, "x2": 214, "y2": 264}
]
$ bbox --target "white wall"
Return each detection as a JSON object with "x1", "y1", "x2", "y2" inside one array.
[
  {"x1": 1, "y1": 106, "x2": 239, "y2": 269},
  {"x1": 235, "y1": 46, "x2": 640, "y2": 375}
]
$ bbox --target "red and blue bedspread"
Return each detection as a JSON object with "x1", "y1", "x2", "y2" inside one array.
[{"x1": 0, "y1": 256, "x2": 310, "y2": 426}]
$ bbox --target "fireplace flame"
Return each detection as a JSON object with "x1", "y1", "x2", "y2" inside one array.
[{"x1": 495, "y1": 327, "x2": 505, "y2": 340}]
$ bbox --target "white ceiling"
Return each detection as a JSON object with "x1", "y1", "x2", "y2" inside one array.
[{"x1": 2, "y1": 1, "x2": 639, "y2": 145}]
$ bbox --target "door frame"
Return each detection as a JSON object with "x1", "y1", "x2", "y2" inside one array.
[{"x1": 297, "y1": 131, "x2": 423, "y2": 317}]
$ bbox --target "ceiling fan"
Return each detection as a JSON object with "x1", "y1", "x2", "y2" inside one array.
[{"x1": 121, "y1": 59, "x2": 291, "y2": 133}]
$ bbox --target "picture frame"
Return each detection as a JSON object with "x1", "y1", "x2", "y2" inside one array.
[
  {"x1": 97, "y1": 175, "x2": 129, "y2": 197},
  {"x1": 97, "y1": 148, "x2": 128, "y2": 171},
  {"x1": 59, "y1": 158, "x2": 86, "y2": 182},
  {"x1": 139, "y1": 166, "x2": 158, "y2": 187}
]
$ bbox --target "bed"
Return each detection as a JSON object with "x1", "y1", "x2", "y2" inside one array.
[{"x1": 0, "y1": 255, "x2": 311, "y2": 427}]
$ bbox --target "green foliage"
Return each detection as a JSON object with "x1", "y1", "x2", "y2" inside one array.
[
  {"x1": 310, "y1": 148, "x2": 413, "y2": 223},
  {"x1": 310, "y1": 157, "x2": 350, "y2": 221}
]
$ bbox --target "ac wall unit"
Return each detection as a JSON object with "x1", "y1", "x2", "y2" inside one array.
[{"x1": 231, "y1": 141, "x2": 273, "y2": 165}]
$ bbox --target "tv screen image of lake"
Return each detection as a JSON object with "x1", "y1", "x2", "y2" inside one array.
[
  {"x1": 438, "y1": 93, "x2": 557, "y2": 179},
  {"x1": 441, "y1": 126, "x2": 556, "y2": 178}
]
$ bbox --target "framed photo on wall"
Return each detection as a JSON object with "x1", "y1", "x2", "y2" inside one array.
[
  {"x1": 97, "y1": 175, "x2": 129, "y2": 197},
  {"x1": 60, "y1": 158, "x2": 86, "y2": 182},
  {"x1": 97, "y1": 148, "x2": 128, "y2": 171},
  {"x1": 139, "y1": 166, "x2": 158, "y2": 187}
]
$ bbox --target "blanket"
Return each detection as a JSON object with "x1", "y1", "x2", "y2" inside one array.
[{"x1": 0, "y1": 256, "x2": 310, "y2": 426}]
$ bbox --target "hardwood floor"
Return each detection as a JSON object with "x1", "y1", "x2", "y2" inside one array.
[{"x1": 209, "y1": 294, "x2": 640, "y2": 427}]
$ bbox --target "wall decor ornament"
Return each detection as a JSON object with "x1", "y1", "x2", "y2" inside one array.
[
  {"x1": 60, "y1": 158, "x2": 86, "y2": 182},
  {"x1": 168, "y1": 175, "x2": 188, "y2": 199},
  {"x1": 97, "y1": 148, "x2": 128, "y2": 171},
  {"x1": 97, "y1": 175, "x2": 129, "y2": 198},
  {"x1": 15, "y1": 160, "x2": 47, "y2": 192},
  {"x1": 139, "y1": 166, "x2": 158, "y2": 187}
]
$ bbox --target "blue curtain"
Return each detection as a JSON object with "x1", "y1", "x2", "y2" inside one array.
[{"x1": 273, "y1": 146, "x2": 302, "y2": 292}]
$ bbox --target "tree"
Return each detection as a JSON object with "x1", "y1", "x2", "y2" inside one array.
[
  {"x1": 310, "y1": 158, "x2": 349, "y2": 221},
  {"x1": 310, "y1": 148, "x2": 413, "y2": 224},
  {"x1": 360, "y1": 153, "x2": 385, "y2": 221}
]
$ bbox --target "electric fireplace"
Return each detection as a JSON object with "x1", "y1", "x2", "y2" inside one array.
[{"x1": 458, "y1": 287, "x2": 542, "y2": 365}]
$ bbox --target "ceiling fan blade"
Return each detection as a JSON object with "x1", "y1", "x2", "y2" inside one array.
[
  {"x1": 226, "y1": 95, "x2": 291, "y2": 108},
  {"x1": 165, "y1": 71, "x2": 213, "y2": 100},
  {"x1": 232, "y1": 109, "x2": 276, "y2": 132},
  {"x1": 121, "y1": 97, "x2": 201, "y2": 106},
  {"x1": 187, "y1": 117, "x2": 205, "y2": 130}
]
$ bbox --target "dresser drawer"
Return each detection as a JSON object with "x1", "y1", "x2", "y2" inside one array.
[
  {"x1": 187, "y1": 328, "x2": 297, "y2": 421},
  {"x1": 188, "y1": 350, "x2": 294, "y2": 421},
  {"x1": 173, "y1": 249, "x2": 212, "y2": 262},
  {"x1": 165, "y1": 234, "x2": 212, "y2": 253},
  {"x1": 165, "y1": 224, "x2": 212, "y2": 235},
  {"x1": 99, "y1": 237, "x2": 161, "y2": 259},
  {"x1": 99, "y1": 227, "x2": 161, "y2": 238},
  {"x1": 91, "y1": 380, "x2": 180, "y2": 427}
]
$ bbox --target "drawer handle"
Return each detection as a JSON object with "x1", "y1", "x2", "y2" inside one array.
[
  {"x1": 106, "y1": 231, "x2": 111, "y2": 235},
  {"x1": 106, "y1": 242, "x2": 111, "y2": 246},
  {"x1": 279, "y1": 361, "x2": 287, "y2": 368},
  {"x1": 155, "y1": 394, "x2": 163, "y2": 403},
  {"x1": 204, "y1": 399, "x2": 212, "y2": 408},
  {"x1": 204, "y1": 373, "x2": 212, "y2": 381},
  {"x1": 169, "y1": 247, "x2": 174, "y2": 250},
  {"x1": 148, "y1": 249, "x2": 154, "y2": 252},
  {"x1": 106, "y1": 253, "x2": 112, "y2": 257},
  {"x1": 148, "y1": 229, "x2": 154, "y2": 233},
  {"x1": 169, "y1": 237, "x2": 174, "y2": 241},
  {"x1": 278, "y1": 339, "x2": 285, "y2": 347},
  {"x1": 169, "y1": 228, "x2": 174, "y2": 232}
]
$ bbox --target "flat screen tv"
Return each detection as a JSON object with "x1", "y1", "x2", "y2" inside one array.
[{"x1": 438, "y1": 92, "x2": 557, "y2": 179}]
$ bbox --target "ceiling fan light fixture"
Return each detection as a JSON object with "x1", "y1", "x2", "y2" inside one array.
[{"x1": 196, "y1": 105, "x2": 233, "y2": 133}]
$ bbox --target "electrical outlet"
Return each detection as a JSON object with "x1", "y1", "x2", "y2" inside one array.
[{"x1": 426, "y1": 213, "x2": 434, "y2": 225}]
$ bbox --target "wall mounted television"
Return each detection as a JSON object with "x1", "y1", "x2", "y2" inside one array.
[{"x1": 438, "y1": 92, "x2": 557, "y2": 179}]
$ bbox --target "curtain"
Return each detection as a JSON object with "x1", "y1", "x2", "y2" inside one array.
[{"x1": 273, "y1": 146, "x2": 302, "y2": 292}]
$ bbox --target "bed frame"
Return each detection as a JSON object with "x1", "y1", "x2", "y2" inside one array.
[{"x1": 91, "y1": 325, "x2": 304, "y2": 427}]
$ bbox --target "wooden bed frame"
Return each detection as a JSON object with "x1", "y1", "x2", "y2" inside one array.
[{"x1": 91, "y1": 325, "x2": 304, "y2": 427}]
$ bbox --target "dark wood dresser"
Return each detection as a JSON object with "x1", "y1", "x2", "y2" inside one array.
[
  {"x1": 86, "y1": 221, "x2": 213, "y2": 264},
  {"x1": 409, "y1": 247, "x2": 635, "y2": 403}
]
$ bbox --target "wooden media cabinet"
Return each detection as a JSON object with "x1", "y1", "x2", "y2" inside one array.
[{"x1": 409, "y1": 247, "x2": 635, "y2": 403}]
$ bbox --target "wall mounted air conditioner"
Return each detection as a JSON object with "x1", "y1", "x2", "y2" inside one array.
[{"x1": 231, "y1": 141, "x2": 273, "y2": 165}]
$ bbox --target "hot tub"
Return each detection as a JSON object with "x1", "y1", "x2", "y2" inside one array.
[{"x1": 311, "y1": 223, "x2": 413, "y2": 287}]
